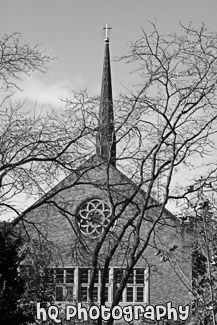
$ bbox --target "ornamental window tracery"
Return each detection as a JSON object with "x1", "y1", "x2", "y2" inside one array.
[{"x1": 77, "y1": 198, "x2": 115, "y2": 238}]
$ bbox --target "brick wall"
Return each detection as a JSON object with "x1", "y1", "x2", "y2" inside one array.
[{"x1": 17, "y1": 156, "x2": 193, "y2": 308}]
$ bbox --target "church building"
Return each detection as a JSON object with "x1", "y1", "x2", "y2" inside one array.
[{"x1": 14, "y1": 26, "x2": 192, "y2": 311}]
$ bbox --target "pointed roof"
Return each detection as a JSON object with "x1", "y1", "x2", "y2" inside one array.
[{"x1": 96, "y1": 29, "x2": 116, "y2": 166}]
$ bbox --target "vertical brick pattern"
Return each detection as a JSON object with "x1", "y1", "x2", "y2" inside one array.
[{"x1": 18, "y1": 158, "x2": 192, "y2": 307}]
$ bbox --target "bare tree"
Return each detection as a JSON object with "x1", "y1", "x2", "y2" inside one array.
[
  {"x1": 6, "y1": 23, "x2": 217, "y2": 325},
  {"x1": 0, "y1": 33, "x2": 101, "y2": 324},
  {"x1": 70, "y1": 23, "x2": 217, "y2": 325},
  {"x1": 173, "y1": 175, "x2": 217, "y2": 325},
  {"x1": 1, "y1": 99, "x2": 97, "y2": 220},
  {"x1": 0, "y1": 33, "x2": 49, "y2": 90},
  {"x1": 0, "y1": 34, "x2": 101, "y2": 224}
]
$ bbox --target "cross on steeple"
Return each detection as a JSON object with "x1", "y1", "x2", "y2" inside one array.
[
  {"x1": 96, "y1": 25, "x2": 116, "y2": 166},
  {"x1": 103, "y1": 24, "x2": 112, "y2": 40}
]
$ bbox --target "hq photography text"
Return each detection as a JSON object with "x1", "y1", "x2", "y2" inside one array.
[{"x1": 36, "y1": 301, "x2": 190, "y2": 323}]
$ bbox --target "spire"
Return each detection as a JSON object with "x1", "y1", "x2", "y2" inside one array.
[{"x1": 96, "y1": 25, "x2": 116, "y2": 166}]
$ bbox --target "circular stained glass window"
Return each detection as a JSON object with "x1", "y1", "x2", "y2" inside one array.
[{"x1": 77, "y1": 199, "x2": 115, "y2": 238}]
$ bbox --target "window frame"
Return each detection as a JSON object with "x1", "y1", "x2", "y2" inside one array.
[
  {"x1": 45, "y1": 267, "x2": 148, "y2": 304},
  {"x1": 79, "y1": 268, "x2": 109, "y2": 303},
  {"x1": 45, "y1": 268, "x2": 75, "y2": 302},
  {"x1": 114, "y1": 268, "x2": 146, "y2": 303}
]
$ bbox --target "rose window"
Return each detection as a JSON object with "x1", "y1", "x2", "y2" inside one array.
[{"x1": 77, "y1": 199, "x2": 114, "y2": 238}]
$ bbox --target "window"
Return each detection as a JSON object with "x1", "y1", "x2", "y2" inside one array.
[
  {"x1": 45, "y1": 267, "x2": 147, "y2": 304},
  {"x1": 77, "y1": 199, "x2": 115, "y2": 238},
  {"x1": 114, "y1": 268, "x2": 145, "y2": 302},
  {"x1": 56, "y1": 269, "x2": 64, "y2": 283},
  {"x1": 80, "y1": 268, "x2": 109, "y2": 302},
  {"x1": 56, "y1": 286, "x2": 64, "y2": 301},
  {"x1": 136, "y1": 287, "x2": 144, "y2": 302},
  {"x1": 66, "y1": 269, "x2": 74, "y2": 283},
  {"x1": 45, "y1": 268, "x2": 74, "y2": 302}
]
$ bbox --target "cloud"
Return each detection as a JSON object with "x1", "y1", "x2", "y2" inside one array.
[
  {"x1": 13, "y1": 72, "x2": 85, "y2": 107},
  {"x1": 0, "y1": 71, "x2": 101, "y2": 115}
]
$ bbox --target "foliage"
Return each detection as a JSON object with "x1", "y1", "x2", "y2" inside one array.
[
  {"x1": 3, "y1": 23, "x2": 217, "y2": 325},
  {"x1": 0, "y1": 222, "x2": 57, "y2": 325},
  {"x1": 178, "y1": 191, "x2": 217, "y2": 324},
  {"x1": 0, "y1": 222, "x2": 31, "y2": 324},
  {"x1": 13, "y1": 22, "x2": 217, "y2": 325},
  {"x1": 193, "y1": 202, "x2": 217, "y2": 324},
  {"x1": 73, "y1": 22, "x2": 217, "y2": 318}
]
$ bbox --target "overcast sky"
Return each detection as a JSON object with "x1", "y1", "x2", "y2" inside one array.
[
  {"x1": 1, "y1": 1, "x2": 217, "y2": 217},
  {"x1": 1, "y1": 0, "x2": 217, "y2": 107}
]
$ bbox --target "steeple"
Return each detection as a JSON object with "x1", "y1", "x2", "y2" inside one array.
[{"x1": 96, "y1": 25, "x2": 116, "y2": 166}]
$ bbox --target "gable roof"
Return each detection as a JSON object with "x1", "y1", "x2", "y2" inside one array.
[{"x1": 12, "y1": 153, "x2": 176, "y2": 227}]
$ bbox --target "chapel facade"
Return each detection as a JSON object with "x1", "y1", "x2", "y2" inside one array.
[{"x1": 14, "y1": 29, "x2": 193, "y2": 310}]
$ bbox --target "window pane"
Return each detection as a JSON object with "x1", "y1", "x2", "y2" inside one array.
[
  {"x1": 93, "y1": 287, "x2": 98, "y2": 301},
  {"x1": 115, "y1": 269, "x2": 123, "y2": 283},
  {"x1": 56, "y1": 269, "x2": 64, "y2": 283},
  {"x1": 136, "y1": 269, "x2": 144, "y2": 284},
  {"x1": 66, "y1": 286, "x2": 74, "y2": 302},
  {"x1": 66, "y1": 269, "x2": 74, "y2": 283},
  {"x1": 56, "y1": 286, "x2": 64, "y2": 301},
  {"x1": 115, "y1": 286, "x2": 122, "y2": 302},
  {"x1": 93, "y1": 270, "x2": 99, "y2": 284},
  {"x1": 100, "y1": 269, "x2": 109, "y2": 283},
  {"x1": 126, "y1": 287, "x2": 133, "y2": 302},
  {"x1": 81, "y1": 269, "x2": 88, "y2": 283},
  {"x1": 127, "y1": 271, "x2": 133, "y2": 284},
  {"x1": 105, "y1": 287, "x2": 108, "y2": 302},
  {"x1": 105, "y1": 269, "x2": 109, "y2": 283},
  {"x1": 81, "y1": 287, "x2": 87, "y2": 302},
  {"x1": 136, "y1": 287, "x2": 144, "y2": 302}
]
